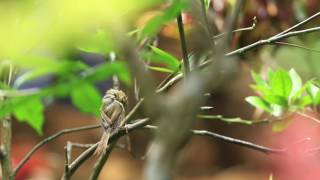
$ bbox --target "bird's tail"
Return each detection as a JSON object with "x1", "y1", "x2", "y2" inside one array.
[{"x1": 95, "y1": 132, "x2": 110, "y2": 155}]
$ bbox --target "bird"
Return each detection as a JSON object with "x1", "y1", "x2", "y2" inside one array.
[{"x1": 95, "y1": 88, "x2": 128, "y2": 154}]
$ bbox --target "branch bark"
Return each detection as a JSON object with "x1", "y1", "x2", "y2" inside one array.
[{"x1": 0, "y1": 117, "x2": 13, "y2": 180}]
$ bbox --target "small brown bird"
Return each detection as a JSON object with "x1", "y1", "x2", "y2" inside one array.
[{"x1": 95, "y1": 89, "x2": 128, "y2": 154}]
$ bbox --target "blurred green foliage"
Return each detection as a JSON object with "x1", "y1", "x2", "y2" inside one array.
[{"x1": 0, "y1": 0, "x2": 169, "y2": 134}]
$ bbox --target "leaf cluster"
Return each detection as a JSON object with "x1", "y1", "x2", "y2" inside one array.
[{"x1": 246, "y1": 69, "x2": 320, "y2": 117}]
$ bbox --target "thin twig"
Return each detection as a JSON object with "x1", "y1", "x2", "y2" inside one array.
[
  {"x1": 144, "y1": 125, "x2": 285, "y2": 154},
  {"x1": 213, "y1": 16, "x2": 257, "y2": 40},
  {"x1": 197, "y1": 115, "x2": 270, "y2": 125},
  {"x1": 273, "y1": 41, "x2": 320, "y2": 53},
  {"x1": 275, "y1": 11, "x2": 320, "y2": 37},
  {"x1": 296, "y1": 112, "x2": 320, "y2": 124},
  {"x1": 226, "y1": 26, "x2": 320, "y2": 56}
]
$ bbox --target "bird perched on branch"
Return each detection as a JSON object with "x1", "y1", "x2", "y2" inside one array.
[{"x1": 95, "y1": 89, "x2": 128, "y2": 154}]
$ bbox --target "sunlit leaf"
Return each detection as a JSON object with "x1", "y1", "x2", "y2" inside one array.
[
  {"x1": 270, "y1": 104, "x2": 284, "y2": 117},
  {"x1": 289, "y1": 68, "x2": 302, "y2": 101},
  {"x1": 145, "y1": 46, "x2": 180, "y2": 71},
  {"x1": 250, "y1": 85, "x2": 272, "y2": 95},
  {"x1": 269, "y1": 70, "x2": 292, "y2": 99},
  {"x1": 204, "y1": 0, "x2": 211, "y2": 12},
  {"x1": 245, "y1": 96, "x2": 272, "y2": 113},
  {"x1": 263, "y1": 95, "x2": 288, "y2": 107}
]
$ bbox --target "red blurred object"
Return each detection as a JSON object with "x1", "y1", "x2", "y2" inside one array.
[
  {"x1": 270, "y1": 114, "x2": 320, "y2": 180},
  {"x1": 12, "y1": 143, "x2": 49, "y2": 180}
]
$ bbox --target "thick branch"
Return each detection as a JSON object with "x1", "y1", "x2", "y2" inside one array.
[
  {"x1": 0, "y1": 117, "x2": 13, "y2": 180},
  {"x1": 89, "y1": 143, "x2": 115, "y2": 180}
]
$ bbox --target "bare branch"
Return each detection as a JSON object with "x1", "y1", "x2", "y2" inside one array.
[
  {"x1": 226, "y1": 26, "x2": 320, "y2": 56},
  {"x1": 12, "y1": 124, "x2": 100, "y2": 177},
  {"x1": 213, "y1": 16, "x2": 257, "y2": 40}
]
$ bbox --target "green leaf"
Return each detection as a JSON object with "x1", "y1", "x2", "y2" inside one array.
[
  {"x1": 296, "y1": 95, "x2": 313, "y2": 107},
  {"x1": 147, "y1": 66, "x2": 174, "y2": 73},
  {"x1": 306, "y1": 82, "x2": 320, "y2": 105},
  {"x1": 13, "y1": 97, "x2": 44, "y2": 135},
  {"x1": 204, "y1": 0, "x2": 211, "y2": 12},
  {"x1": 77, "y1": 29, "x2": 113, "y2": 54},
  {"x1": 145, "y1": 46, "x2": 180, "y2": 71},
  {"x1": 288, "y1": 68, "x2": 302, "y2": 100},
  {"x1": 139, "y1": 0, "x2": 187, "y2": 39},
  {"x1": 263, "y1": 95, "x2": 288, "y2": 107},
  {"x1": 250, "y1": 85, "x2": 272, "y2": 95},
  {"x1": 269, "y1": 69, "x2": 292, "y2": 98},
  {"x1": 245, "y1": 96, "x2": 272, "y2": 112},
  {"x1": 267, "y1": 68, "x2": 275, "y2": 84},
  {"x1": 70, "y1": 83, "x2": 102, "y2": 116}
]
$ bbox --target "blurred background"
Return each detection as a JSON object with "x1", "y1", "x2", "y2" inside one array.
[{"x1": 2, "y1": 0, "x2": 320, "y2": 179}]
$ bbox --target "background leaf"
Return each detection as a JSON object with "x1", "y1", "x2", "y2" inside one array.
[
  {"x1": 139, "y1": 0, "x2": 187, "y2": 39},
  {"x1": 70, "y1": 83, "x2": 102, "y2": 116},
  {"x1": 13, "y1": 97, "x2": 44, "y2": 135},
  {"x1": 77, "y1": 29, "x2": 114, "y2": 55},
  {"x1": 14, "y1": 60, "x2": 88, "y2": 88}
]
